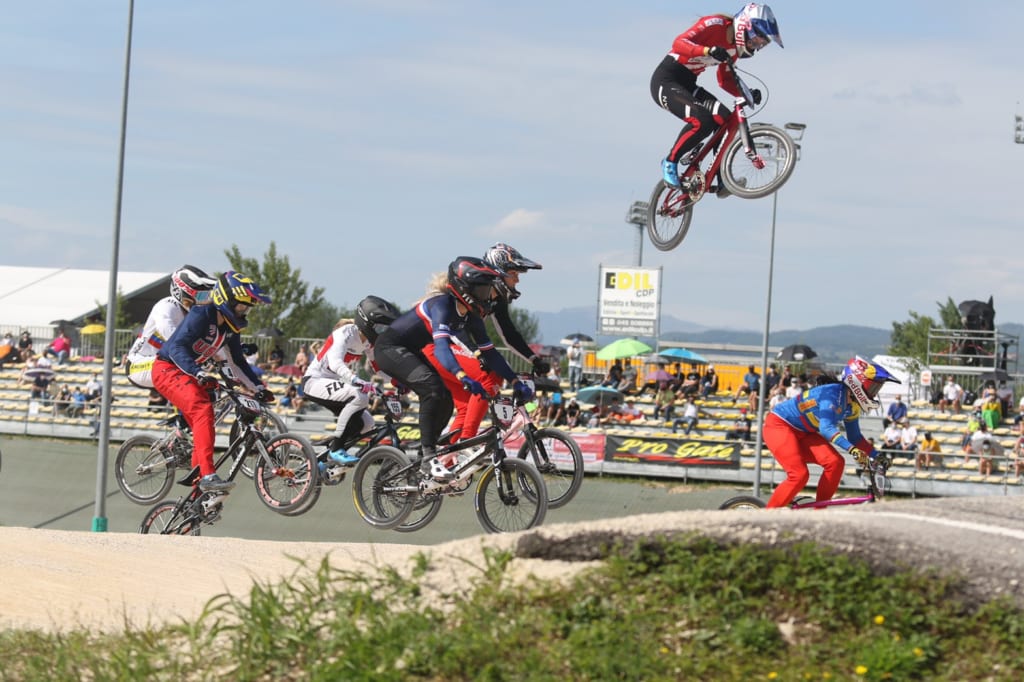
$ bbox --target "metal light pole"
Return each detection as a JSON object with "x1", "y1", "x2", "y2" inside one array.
[
  {"x1": 625, "y1": 201, "x2": 649, "y2": 266},
  {"x1": 93, "y1": 0, "x2": 134, "y2": 532},
  {"x1": 752, "y1": 122, "x2": 806, "y2": 498}
]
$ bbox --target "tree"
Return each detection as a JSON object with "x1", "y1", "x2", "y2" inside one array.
[
  {"x1": 224, "y1": 242, "x2": 328, "y2": 338},
  {"x1": 484, "y1": 307, "x2": 541, "y2": 350},
  {"x1": 888, "y1": 297, "x2": 964, "y2": 364}
]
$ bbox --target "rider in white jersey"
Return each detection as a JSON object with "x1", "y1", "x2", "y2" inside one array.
[
  {"x1": 126, "y1": 265, "x2": 217, "y2": 388},
  {"x1": 301, "y1": 295, "x2": 401, "y2": 465}
]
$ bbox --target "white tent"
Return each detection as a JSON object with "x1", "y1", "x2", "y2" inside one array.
[
  {"x1": 871, "y1": 354, "x2": 925, "y2": 412},
  {"x1": 0, "y1": 266, "x2": 168, "y2": 328}
]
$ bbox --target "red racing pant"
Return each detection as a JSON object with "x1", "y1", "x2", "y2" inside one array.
[
  {"x1": 421, "y1": 344, "x2": 501, "y2": 441},
  {"x1": 762, "y1": 413, "x2": 846, "y2": 508},
  {"x1": 152, "y1": 358, "x2": 217, "y2": 477}
]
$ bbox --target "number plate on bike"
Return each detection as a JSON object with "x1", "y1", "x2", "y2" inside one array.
[
  {"x1": 238, "y1": 395, "x2": 261, "y2": 412},
  {"x1": 494, "y1": 398, "x2": 515, "y2": 426},
  {"x1": 386, "y1": 397, "x2": 402, "y2": 416}
]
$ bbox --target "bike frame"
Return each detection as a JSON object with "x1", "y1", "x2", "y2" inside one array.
[{"x1": 788, "y1": 456, "x2": 890, "y2": 510}]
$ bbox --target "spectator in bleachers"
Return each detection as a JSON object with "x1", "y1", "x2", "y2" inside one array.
[
  {"x1": 678, "y1": 365, "x2": 701, "y2": 397},
  {"x1": 917, "y1": 431, "x2": 942, "y2": 470},
  {"x1": 84, "y1": 372, "x2": 102, "y2": 403},
  {"x1": 294, "y1": 343, "x2": 311, "y2": 376},
  {"x1": 545, "y1": 391, "x2": 565, "y2": 426},
  {"x1": 981, "y1": 392, "x2": 1003, "y2": 430},
  {"x1": 566, "y1": 340, "x2": 584, "y2": 393},
  {"x1": 881, "y1": 419, "x2": 902, "y2": 452},
  {"x1": 617, "y1": 363, "x2": 639, "y2": 395},
  {"x1": 43, "y1": 330, "x2": 72, "y2": 365},
  {"x1": 938, "y1": 376, "x2": 964, "y2": 414},
  {"x1": 19, "y1": 359, "x2": 53, "y2": 403},
  {"x1": 268, "y1": 344, "x2": 284, "y2": 371},
  {"x1": 885, "y1": 394, "x2": 907, "y2": 429},
  {"x1": 961, "y1": 408, "x2": 982, "y2": 451},
  {"x1": 564, "y1": 398, "x2": 582, "y2": 428},
  {"x1": 898, "y1": 418, "x2": 918, "y2": 454},
  {"x1": 0, "y1": 332, "x2": 18, "y2": 367},
  {"x1": 607, "y1": 397, "x2": 645, "y2": 424},
  {"x1": 996, "y1": 381, "x2": 1013, "y2": 418},
  {"x1": 699, "y1": 364, "x2": 719, "y2": 398},
  {"x1": 671, "y1": 396, "x2": 707, "y2": 435},
  {"x1": 53, "y1": 383, "x2": 73, "y2": 415},
  {"x1": 734, "y1": 364, "x2": 760, "y2": 413},
  {"x1": 764, "y1": 364, "x2": 780, "y2": 399},
  {"x1": 67, "y1": 386, "x2": 86, "y2": 418},
  {"x1": 785, "y1": 375, "x2": 804, "y2": 400},
  {"x1": 964, "y1": 422, "x2": 1001, "y2": 475},
  {"x1": 653, "y1": 381, "x2": 677, "y2": 421},
  {"x1": 725, "y1": 413, "x2": 753, "y2": 441},
  {"x1": 17, "y1": 331, "x2": 33, "y2": 362},
  {"x1": 602, "y1": 359, "x2": 623, "y2": 388}
]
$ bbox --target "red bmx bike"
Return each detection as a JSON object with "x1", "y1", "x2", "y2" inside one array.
[{"x1": 646, "y1": 63, "x2": 799, "y2": 251}]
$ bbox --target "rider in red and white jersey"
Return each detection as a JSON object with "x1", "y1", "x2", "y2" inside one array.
[
  {"x1": 650, "y1": 3, "x2": 782, "y2": 189},
  {"x1": 302, "y1": 296, "x2": 401, "y2": 466}
]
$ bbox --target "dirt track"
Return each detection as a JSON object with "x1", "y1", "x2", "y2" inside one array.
[{"x1": 3, "y1": 495, "x2": 1023, "y2": 633}]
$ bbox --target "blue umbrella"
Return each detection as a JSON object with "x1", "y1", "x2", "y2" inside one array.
[
  {"x1": 575, "y1": 385, "x2": 623, "y2": 406},
  {"x1": 658, "y1": 347, "x2": 708, "y2": 364}
]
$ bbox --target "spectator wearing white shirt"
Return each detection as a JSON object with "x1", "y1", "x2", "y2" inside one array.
[
  {"x1": 938, "y1": 376, "x2": 963, "y2": 415},
  {"x1": 898, "y1": 418, "x2": 918, "y2": 453}
]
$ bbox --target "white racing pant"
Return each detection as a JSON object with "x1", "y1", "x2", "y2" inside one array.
[{"x1": 302, "y1": 377, "x2": 374, "y2": 437}]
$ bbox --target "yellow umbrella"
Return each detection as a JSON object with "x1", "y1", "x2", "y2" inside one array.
[{"x1": 80, "y1": 324, "x2": 106, "y2": 335}]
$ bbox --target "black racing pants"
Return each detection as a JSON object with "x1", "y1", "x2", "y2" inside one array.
[
  {"x1": 650, "y1": 57, "x2": 728, "y2": 163},
  {"x1": 373, "y1": 341, "x2": 453, "y2": 456}
]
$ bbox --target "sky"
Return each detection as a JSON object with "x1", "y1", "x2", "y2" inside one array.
[{"x1": 3, "y1": 1, "x2": 1023, "y2": 337}]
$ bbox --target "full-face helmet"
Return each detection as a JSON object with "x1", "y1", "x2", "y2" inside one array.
[
  {"x1": 482, "y1": 243, "x2": 542, "y2": 301},
  {"x1": 841, "y1": 356, "x2": 899, "y2": 411},
  {"x1": 170, "y1": 265, "x2": 217, "y2": 310},
  {"x1": 734, "y1": 3, "x2": 783, "y2": 58},
  {"x1": 354, "y1": 295, "x2": 401, "y2": 344},
  {"x1": 447, "y1": 256, "x2": 504, "y2": 317},
  {"x1": 210, "y1": 270, "x2": 271, "y2": 332}
]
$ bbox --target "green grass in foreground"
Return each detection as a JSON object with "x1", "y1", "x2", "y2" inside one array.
[{"x1": 1, "y1": 537, "x2": 1022, "y2": 681}]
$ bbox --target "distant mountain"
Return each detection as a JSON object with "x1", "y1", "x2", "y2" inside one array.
[
  {"x1": 532, "y1": 306, "x2": 1022, "y2": 364},
  {"x1": 532, "y1": 307, "x2": 889, "y2": 361}
]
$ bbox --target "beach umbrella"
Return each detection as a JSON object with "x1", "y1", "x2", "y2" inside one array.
[
  {"x1": 255, "y1": 327, "x2": 285, "y2": 338},
  {"x1": 645, "y1": 369, "x2": 673, "y2": 383},
  {"x1": 596, "y1": 338, "x2": 652, "y2": 361},
  {"x1": 576, "y1": 385, "x2": 623, "y2": 406},
  {"x1": 23, "y1": 366, "x2": 56, "y2": 381},
  {"x1": 80, "y1": 324, "x2": 106, "y2": 335},
  {"x1": 659, "y1": 347, "x2": 708, "y2": 364},
  {"x1": 560, "y1": 332, "x2": 595, "y2": 347},
  {"x1": 776, "y1": 344, "x2": 817, "y2": 362},
  {"x1": 274, "y1": 364, "x2": 304, "y2": 377}
]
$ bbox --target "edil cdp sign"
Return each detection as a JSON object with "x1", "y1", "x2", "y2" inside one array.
[{"x1": 597, "y1": 266, "x2": 662, "y2": 336}]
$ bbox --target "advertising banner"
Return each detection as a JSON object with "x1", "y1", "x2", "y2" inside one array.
[
  {"x1": 604, "y1": 433, "x2": 741, "y2": 468},
  {"x1": 598, "y1": 266, "x2": 661, "y2": 337}
]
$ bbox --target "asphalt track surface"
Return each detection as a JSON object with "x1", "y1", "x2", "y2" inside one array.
[{"x1": 0, "y1": 436, "x2": 740, "y2": 542}]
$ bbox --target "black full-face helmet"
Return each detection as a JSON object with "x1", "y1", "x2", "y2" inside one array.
[
  {"x1": 354, "y1": 295, "x2": 401, "y2": 344},
  {"x1": 446, "y1": 256, "x2": 504, "y2": 317}
]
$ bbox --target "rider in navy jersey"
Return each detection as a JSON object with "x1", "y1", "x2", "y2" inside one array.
[
  {"x1": 374, "y1": 257, "x2": 529, "y2": 482},
  {"x1": 650, "y1": 3, "x2": 782, "y2": 189},
  {"x1": 152, "y1": 271, "x2": 273, "y2": 492}
]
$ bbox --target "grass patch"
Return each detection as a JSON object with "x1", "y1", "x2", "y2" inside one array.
[{"x1": 1, "y1": 539, "x2": 1021, "y2": 681}]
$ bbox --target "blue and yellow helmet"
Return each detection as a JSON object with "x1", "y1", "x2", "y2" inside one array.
[{"x1": 211, "y1": 270, "x2": 271, "y2": 332}]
